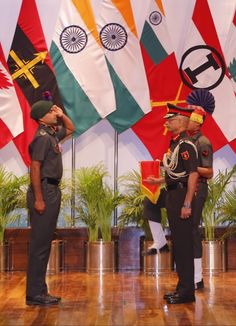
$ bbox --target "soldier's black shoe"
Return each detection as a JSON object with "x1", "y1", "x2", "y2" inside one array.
[
  {"x1": 159, "y1": 244, "x2": 170, "y2": 253},
  {"x1": 26, "y1": 294, "x2": 60, "y2": 306},
  {"x1": 163, "y1": 291, "x2": 178, "y2": 300},
  {"x1": 142, "y1": 248, "x2": 158, "y2": 256},
  {"x1": 47, "y1": 293, "x2": 62, "y2": 301},
  {"x1": 166, "y1": 293, "x2": 195, "y2": 304},
  {"x1": 195, "y1": 279, "x2": 204, "y2": 290}
]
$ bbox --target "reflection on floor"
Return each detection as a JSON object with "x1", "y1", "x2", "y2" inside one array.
[{"x1": 0, "y1": 271, "x2": 236, "y2": 326}]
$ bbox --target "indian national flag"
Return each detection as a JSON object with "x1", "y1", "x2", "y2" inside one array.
[
  {"x1": 50, "y1": 0, "x2": 116, "y2": 137},
  {"x1": 132, "y1": 0, "x2": 190, "y2": 159},
  {"x1": 93, "y1": 0, "x2": 151, "y2": 133}
]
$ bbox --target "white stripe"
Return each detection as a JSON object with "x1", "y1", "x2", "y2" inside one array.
[
  {"x1": 223, "y1": 16, "x2": 236, "y2": 92},
  {"x1": 166, "y1": 0, "x2": 236, "y2": 142},
  {"x1": 0, "y1": 62, "x2": 23, "y2": 137},
  {"x1": 146, "y1": 0, "x2": 173, "y2": 55},
  {"x1": 52, "y1": 0, "x2": 116, "y2": 118},
  {"x1": 93, "y1": 0, "x2": 151, "y2": 114}
]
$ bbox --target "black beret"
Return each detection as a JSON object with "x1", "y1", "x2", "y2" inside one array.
[{"x1": 30, "y1": 100, "x2": 53, "y2": 120}]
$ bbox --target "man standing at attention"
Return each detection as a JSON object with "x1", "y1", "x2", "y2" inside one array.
[
  {"x1": 146, "y1": 104, "x2": 198, "y2": 304},
  {"x1": 187, "y1": 89, "x2": 214, "y2": 290},
  {"x1": 26, "y1": 95, "x2": 75, "y2": 306}
]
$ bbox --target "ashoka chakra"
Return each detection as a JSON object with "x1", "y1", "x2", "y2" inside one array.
[
  {"x1": 149, "y1": 11, "x2": 162, "y2": 25},
  {"x1": 100, "y1": 23, "x2": 127, "y2": 51},
  {"x1": 60, "y1": 25, "x2": 87, "y2": 53}
]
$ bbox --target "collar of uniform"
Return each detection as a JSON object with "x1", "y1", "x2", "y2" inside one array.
[
  {"x1": 39, "y1": 124, "x2": 56, "y2": 135},
  {"x1": 171, "y1": 131, "x2": 187, "y2": 142},
  {"x1": 187, "y1": 130, "x2": 202, "y2": 140},
  {"x1": 171, "y1": 134, "x2": 180, "y2": 142}
]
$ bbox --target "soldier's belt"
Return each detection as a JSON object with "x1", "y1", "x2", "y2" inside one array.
[
  {"x1": 42, "y1": 178, "x2": 60, "y2": 186},
  {"x1": 166, "y1": 182, "x2": 187, "y2": 191}
]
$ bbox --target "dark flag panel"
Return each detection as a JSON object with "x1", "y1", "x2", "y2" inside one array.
[
  {"x1": 6, "y1": 0, "x2": 64, "y2": 166},
  {"x1": 7, "y1": 25, "x2": 64, "y2": 108}
]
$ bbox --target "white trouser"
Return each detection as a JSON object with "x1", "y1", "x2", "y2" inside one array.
[
  {"x1": 194, "y1": 258, "x2": 202, "y2": 283},
  {"x1": 148, "y1": 221, "x2": 167, "y2": 250}
]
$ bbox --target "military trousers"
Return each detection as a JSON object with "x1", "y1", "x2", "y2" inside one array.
[
  {"x1": 26, "y1": 180, "x2": 61, "y2": 297},
  {"x1": 143, "y1": 188, "x2": 166, "y2": 222},
  {"x1": 192, "y1": 183, "x2": 208, "y2": 258},
  {"x1": 166, "y1": 184, "x2": 195, "y2": 296}
]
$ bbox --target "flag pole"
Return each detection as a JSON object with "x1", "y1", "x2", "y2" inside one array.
[
  {"x1": 113, "y1": 130, "x2": 118, "y2": 226},
  {"x1": 71, "y1": 137, "x2": 76, "y2": 227}
]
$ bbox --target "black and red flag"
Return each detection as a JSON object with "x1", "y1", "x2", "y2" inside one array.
[{"x1": 7, "y1": 0, "x2": 64, "y2": 166}]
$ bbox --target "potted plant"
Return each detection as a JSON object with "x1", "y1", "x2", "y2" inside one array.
[
  {"x1": 118, "y1": 170, "x2": 150, "y2": 238},
  {"x1": 0, "y1": 166, "x2": 28, "y2": 271},
  {"x1": 202, "y1": 164, "x2": 236, "y2": 272},
  {"x1": 73, "y1": 163, "x2": 121, "y2": 273},
  {"x1": 220, "y1": 186, "x2": 236, "y2": 239},
  {"x1": 118, "y1": 170, "x2": 172, "y2": 274}
]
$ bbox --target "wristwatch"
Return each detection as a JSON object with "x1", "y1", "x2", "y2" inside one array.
[{"x1": 183, "y1": 203, "x2": 191, "y2": 209}]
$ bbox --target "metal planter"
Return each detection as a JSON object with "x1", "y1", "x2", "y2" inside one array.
[
  {"x1": 86, "y1": 240, "x2": 117, "y2": 273},
  {"x1": 141, "y1": 240, "x2": 174, "y2": 274},
  {"x1": 202, "y1": 240, "x2": 226, "y2": 273},
  {"x1": 47, "y1": 240, "x2": 64, "y2": 274}
]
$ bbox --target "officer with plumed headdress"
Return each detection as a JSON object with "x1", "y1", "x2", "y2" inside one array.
[{"x1": 186, "y1": 89, "x2": 215, "y2": 290}]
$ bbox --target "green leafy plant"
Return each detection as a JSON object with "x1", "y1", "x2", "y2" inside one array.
[
  {"x1": 118, "y1": 170, "x2": 167, "y2": 240},
  {"x1": 0, "y1": 166, "x2": 29, "y2": 244},
  {"x1": 97, "y1": 185, "x2": 121, "y2": 241},
  {"x1": 59, "y1": 177, "x2": 75, "y2": 227},
  {"x1": 219, "y1": 186, "x2": 236, "y2": 239},
  {"x1": 202, "y1": 165, "x2": 236, "y2": 241},
  {"x1": 73, "y1": 163, "x2": 121, "y2": 242}
]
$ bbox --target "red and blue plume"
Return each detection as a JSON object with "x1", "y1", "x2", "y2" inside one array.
[
  {"x1": 42, "y1": 90, "x2": 52, "y2": 101},
  {"x1": 186, "y1": 89, "x2": 215, "y2": 115}
]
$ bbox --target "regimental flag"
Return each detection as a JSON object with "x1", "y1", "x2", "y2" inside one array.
[
  {"x1": 50, "y1": 0, "x2": 116, "y2": 137},
  {"x1": 224, "y1": 10, "x2": 236, "y2": 93},
  {"x1": 93, "y1": 0, "x2": 151, "y2": 133},
  {"x1": 176, "y1": 0, "x2": 236, "y2": 150},
  {"x1": 132, "y1": 0, "x2": 190, "y2": 160},
  {"x1": 226, "y1": 9, "x2": 236, "y2": 154},
  {"x1": 7, "y1": 0, "x2": 64, "y2": 166},
  {"x1": 140, "y1": 160, "x2": 161, "y2": 204},
  {"x1": 0, "y1": 43, "x2": 23, "y2": 149}
]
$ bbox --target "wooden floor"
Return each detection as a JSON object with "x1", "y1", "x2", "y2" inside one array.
[{"x1": 1, "y1": 271, "x2": 236, "y2": 326}]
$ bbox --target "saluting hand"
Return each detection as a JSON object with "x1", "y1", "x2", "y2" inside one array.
[{"x1": 51, "y1": 105, "x2": 63, "y2": 118}]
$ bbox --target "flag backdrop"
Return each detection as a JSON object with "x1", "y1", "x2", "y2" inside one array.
[
  {"x1": 50, "y1": 0, "x2": 116, "y2": 137},
  {"x1": 1, "y1": 1, "x2": 235, "y2": 165},
  {"x1": 177, "y1": 0, "x2": 236, "y2": 151},
  {"x1": 224, "y1": 10, "x2": 236, "y2": 93},
  {"x1": 7, "y1": 0, "x2": 64, "y2": 166},
  {"x1": 0, "y1": 43, "x2": 23, "y2": 149},
  {"x1": 93, "y1": 0, "x2": 151, "y2": 133},
  {"x1": 132, "y1": 0, "x2": 190, "y2": 160}
]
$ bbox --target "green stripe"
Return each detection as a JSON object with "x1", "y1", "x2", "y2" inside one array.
[
  {"x1": 141, "y1": 21, "x2": 168, "y2": 65},
  {"x1": 50, "y1": 42, "x2": 101, "y2": 137},
  {"x1": 106, "y1": 59, "x2": 144, "y2": 133}
]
